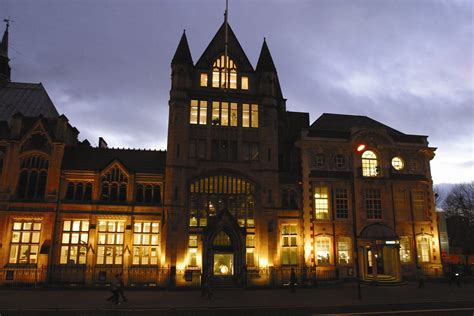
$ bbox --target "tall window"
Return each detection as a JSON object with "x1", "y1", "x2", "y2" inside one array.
[
  {"x1": 394, "y1": 190, "x2": 408, "y2": 220},
  {"x1": 132, "y1": 222, "x2": 159, "y2": 265},
  {"x1": 365, "y1": 188, "x2": 382, "y2": 219},
  {"x1": 412, "y1": 190, "x2": 425, "y2": 221},
  {"x1": 337, "y1": 237, "x2": 351, "y2": 264},
  {"x1": 246, "y1": 235, "x2": 255, "y2": 267},
  {"x1": 17, "y1": 155, "x2": 49, "y2": 199},
  {"x1": 97, "y1": 220, "x2": 124, "y2": 265},
  {"x1": 188, "y1": 235, "x2": 198, "y2": 267},
  {"x1": 60, "y1": 220, "x2": 89, "y2": 264},
  {"x1": 242, "y1": 142, "x2": 259, "y2": 161},
  {"x1": 136, "y1": 184, "x2": 161, "y2": 204},
  {"x1": 316, "y1": 236, "x2": 331, "y2": 265},
  {"x1": 361, "y1": 150, "x2": 379, "y2": 177},
  {"x1": 9, "y1": 221, "x2": 41, "y2": 264},
  {"x1": 335, "y1": 188, "x2": 348, "y2": 219},
  {"x1": 200, "y1": 73, "x2": 208, "y2": 87},
  {"x1": 242, "y1": 104, "x2": 258, "y2": 128},
  {"x1": 281, "y1": 224, "x2": 297, "y2": 265},
  {"x1": 211, "y1": 101, "x2": 231, "y2": 126},
  {"x1": 314, "y1": 187, "x2": 329, "y2": 220},
  {"x1": 416, "y1": 236, "x2": 431, "y2": 263},
  {"x1": 189, "y1": 100, "x2": 208, "y2": 125},
  {"x1": 241, "y1": 76, "x2": 249, "y2": 90},
  {"x1": 100, "y1": 167, "x2": 128, "y2": 202},
  {"x1": 399, "y1": 236, "x2": 411, "y2": 263},
  {"x1": 65, "y1": 182, "x2": 92, "y2": 201},
  {"x1": 212, "y1": 55, "x2": 237, "y2": 89}
]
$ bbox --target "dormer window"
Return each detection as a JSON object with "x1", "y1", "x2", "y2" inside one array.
[
  {"x1": 100, "y1": 166, "x2": 128, "y2": 202},
  {"x1": 212, "y1": 55, "x2": 237, "y2": 89},
  {"x1": 361, "y1": 150, "x2": 379, "y2": 177}
]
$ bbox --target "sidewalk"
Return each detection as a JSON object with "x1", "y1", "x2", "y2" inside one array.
[{"x1": 0, "y1": 282, "x2": 473, "y2": 315}]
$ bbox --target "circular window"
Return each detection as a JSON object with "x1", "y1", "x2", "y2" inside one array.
[{"x1": 391, "y1": 157, "x2": 404, "y2": 170}]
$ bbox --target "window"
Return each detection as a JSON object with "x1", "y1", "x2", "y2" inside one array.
[
  {"x1": 243, "y1": 142, "x2": 259, "y2": 161},
  {"x1": 200, "y1": 73, "x2": 208, "y2": 87},
  {"x1": 100, "y1": 167, "x2": 128, "y2": 202},
  {"x1": 241, "y1": 103, "x2": 258, "y2": 128},
  {"x1": 337, "y1": 237, "x2": 351, "y2": 264},
  {"x1": 314, "y1": 154, "x2": 325, "y2": 167},
  {"x1": 132, "y1": 222, "x2": 160, "y2": 265},
  {"x1": 188, "y1": 235, "x2": 198, "y2": 267},
  {"x1": 211, "y1": 101, "x2": 229, "y2": 126},
  {"x1": 246, "y1": 235, "x2": 255, "y2": 267},
  {"x1": 97, "y1": 220, "x2": 124, "y2": 265},
  {"x1": 365, "y1": 189, "x2": 382, "y2": 219},
  {"x1": 135, "y1": 184, "x2": 161, "y2": 204},
  {"x1": 391, "y1": 157, "x2": 404, "y2": 170},
  {"x1": 316, "y1": 236, "x2": 331, "y2": 265},
  {"x1": 361, "y1": 150, "x2": 379, "y2": 177},
  {"x1": 416, "y1": 236, "x2": 431, "y2": 263},
  {"x1": 212, "y1": 55, "x2": 237, "y2": 89},
  {"x1": 17, "y1": 155, "x2": 49, "y2": 199},
  {"x1": 189, "y1": 139, "x2": 206, "y2": 159},
  {"x1": 314, "y1": 187, "x2": 329, "y2": 220},
  {"x1": 335, "y1": 188, "x2": 348, "y2": 219},
  {"x1": 242, "y1": 103, "x2": 250, "y2": 127},
  {"x1": 230, "y1": 103, "x2": 238, "y2": 126},
  {"x1": 399, "y1": 236, "x2": 411, "y2": 263},
  {"x1": 60, "y1": 220, "x2": 89, "y2": 264},
  {"x1": 412, "y1": 190, "x2": 425, "y2": 221},
  {"x1": 334, "y1": 154, "x2": 345, "y2": 168},
  {"x1": 189, "y1": 100, "x2": 208, "y2": 125},
  {"x1": 241, "y1": 76, "x2": 249, "y2": 90},
  {"x1": 212, "y1": 139, "x2": 237, "y2": 161},
  {"x1": 281, "y1": 224, "x2": 297, "y2": 265},
  {"x1": 251, "y1": 104, "x2": 258, "y2": 128},
  {"x1": 9, "y1": 221, "x2": 41, "y2": 264},
  {"x1": 65, "y1": 182, "x2": 92, "y2": 201}
]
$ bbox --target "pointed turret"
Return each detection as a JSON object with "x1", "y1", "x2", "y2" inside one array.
[
  {"x1": 171, "y1": 30, "x2": 193, "y2": 66},
  {"x1": 0, "y1": 20, "x2": 11, "y2": 83},
  {"x1": 256, "y1": 38, "x2": 276, "y2": 73}
]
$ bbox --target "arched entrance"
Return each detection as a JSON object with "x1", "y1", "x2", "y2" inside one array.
[{"x1": 358, "y1": 223, "x2": 402, "y2": 283}]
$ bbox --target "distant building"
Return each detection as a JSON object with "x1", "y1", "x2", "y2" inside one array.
[{"x1": 0, "y1": 19, "x2": 442, "y2": 286}]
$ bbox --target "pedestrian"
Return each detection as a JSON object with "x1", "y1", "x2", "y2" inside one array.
[
  {"x1": 106, "y1": 278, "x2": 120, "y2": 305},
  {"x1": 416, "y1": 265, "x2": 425, "y2": 288},
  {"x1": 289, "y1": 267, "x2": 297, "y2": 293},
  {"x1": 115, "y1": 273, "x2": 128, "y2": 303}
]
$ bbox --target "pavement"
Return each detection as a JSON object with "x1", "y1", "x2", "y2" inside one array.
[{"x1": 0, "y1": 281, "x2": 473, "y2": 315}]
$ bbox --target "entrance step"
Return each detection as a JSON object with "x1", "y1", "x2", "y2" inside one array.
[{"x1": 361, "y1": 274, "x2": 406, "y2": 286}]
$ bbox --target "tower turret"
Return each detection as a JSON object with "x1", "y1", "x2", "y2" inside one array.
[{"x1": 0, "y1": 20, "x2": 11, "y2": 83}]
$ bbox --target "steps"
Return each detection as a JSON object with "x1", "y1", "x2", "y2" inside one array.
[{"x1": 361, "y1": 274, "x2": 406, "y2": 286}]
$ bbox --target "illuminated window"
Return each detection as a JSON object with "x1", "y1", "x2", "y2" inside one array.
[
  {"x1": 334, "y1": 154, "x2": 345, "y2": 168},
  {"x1": 135, "y1": 184, "x2": 161, "y2": 204},
  {"x1": 361, "y1": 150, "x2": 379, "y2": 177},
  {"x1": 243, "y1": 142, "x2": 259, "y2": 161},
  {"x1": 60, "y1": 220, "x2": 89, "y2": 264},
  {"x1": 416, "y1": 236, "x2": 431, "y2": 262},
  {"x1": 212, "y1": 55, "x2": 237, "y2": 89},
  {"x1": 189, "y1": 100, "x2": 208, "y2": 125},
  {"x1": 251, "y1": 104, "x2": 258, "y2": 128},
  {"x1": 200, "y1": 73, "x2": 208, "y2": 87},
  {"x1": 9, "y1": 221, "x2": 41, "y2": 264},
  {"x1": 96, "y1": 220, "x2": 124, "y2": 265},
  {"x1": 211, "y1": 101, "x2": 229, "y2": 126},
  {"x1": 246, "y1": 235, "x2": 255, "y2": 267},
  {"x1": 335, "y1": 188, "x2": 348, "y2": 219},
  {"x1": 230, "y1": 103, "x2": 238, "y2": 126},
  {"x1": 281, "y1": 224, "x2": 297, "y2": 265},
  {"x1": 65, "y1": 182, "x2": 92, "y2": 201},
  {"x1": 316, "y1": 236, "x2": 331, "y2": 265},
  {"x1": 365, "y1": 189, "x2": 382, "y2": 219},
  {"x1": 100, "y1": 167, "x2": 128, "y2": 202},
  {"x1": 412, "y1": 190, "x2": 425, "y2": 221},
  {"x1": 314, "y1": 187, "x2": 329, "y2": 220},
  {"x1": 399, "y1": 236, "x2": 411, "y2": 263},
  {"x1": 337, "y1": 237, "x2": 351, "y2": 264},
  {"x1": 16, "y1": 155, "x2": 49, "y2": 199},
  {"x1": 132, "y1": 222, "x2": 159, "y2": 265},
  {"x1": 241, "y1": 76, "x2": 249, "y2": 90},
  {"x1": 188, "y1": 235, "x2": 198, "y2": 267},
  {"x1": 391, "y1": 157, "x2": 404, "y2": 170},
  {"x1": 242, "y1": 104, "x2": 250, "y2": 127}
]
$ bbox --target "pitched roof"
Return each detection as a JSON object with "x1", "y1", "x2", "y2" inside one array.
[
  {"x1": 256, "y1": 39, "x2": 276, "y2": 72},
  {"x1": 171, "y1": 31, "x2": 193, "y2": 66},
  {"x1": 0, "y1": 23, "x2": 8, "y2": 58},
  {"x1": 0, "y1": 82, "x2": 59, "y2": 122},
  {"x1": 195, "y1": 22, "x2": 254, "y2": 72},
  {"x1": 309, "y1": 113, "x2": 426, "y2": 143},
  {"x1": 62, "y1": 147, "x2": 167, "y2": 174}
]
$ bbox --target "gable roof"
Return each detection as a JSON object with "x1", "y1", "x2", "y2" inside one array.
[
  {"x1": 195, "y1": 22, "x2": 254, "y2": 72},
  {"x1": 309, "y1": 113, "x2": 426, "y2": 143},
  {"x1": 0, "y1": 82, "x2": 59, "y2": 122},
  {"x1": 62, "y1": 147, "x2": 167, "y2": 174},
  {"x1": 256, "y1": 39, "x2": 276, "y2": 73}
]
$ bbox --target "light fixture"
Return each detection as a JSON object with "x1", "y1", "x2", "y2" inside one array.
[{"x1": 357, "y1": 144, "x2": 366, "y2": 152}]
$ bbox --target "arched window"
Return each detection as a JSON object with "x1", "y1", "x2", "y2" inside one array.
[
  {"x1": 17, "y1": 155, "x2": 49, "y2": 199},
  {"x1": 100, "y1": 166, "x2": 128, "y2": 202},
  {"x1": 361, "y1": 150, "x2": 379, "y2": 177},
  {"x1": 213, "y1": 231, "x2": 231, "y2": 246},
  {"x1": 212, "y1": 55, "x2": 237, "y2": 89}
]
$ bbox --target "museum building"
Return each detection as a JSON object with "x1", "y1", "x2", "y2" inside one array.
[{"x1": 0, "y1": 20, "x2": 443, "y2": 286}]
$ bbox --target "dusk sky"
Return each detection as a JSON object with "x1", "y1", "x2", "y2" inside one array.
[{"x1": 1, "y1": 0, "x2": 472, "y2": 184}]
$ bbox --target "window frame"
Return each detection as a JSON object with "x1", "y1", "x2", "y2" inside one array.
[{"x1": 9, "y1": 221, "x2": 42, "y2": 265}]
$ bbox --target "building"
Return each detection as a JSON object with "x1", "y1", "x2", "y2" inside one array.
[{"x1": 0, "y1": 19, "x2": 442, "y2": 287}]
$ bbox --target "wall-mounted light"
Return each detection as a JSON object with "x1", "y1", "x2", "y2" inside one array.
[{"x1": 356, "y1": 144, "x2": 366, "y2": 152}]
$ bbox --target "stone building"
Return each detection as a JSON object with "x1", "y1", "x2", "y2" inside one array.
[{"x1": 0, "y1": 20, "x2": 442, "y2": 287}]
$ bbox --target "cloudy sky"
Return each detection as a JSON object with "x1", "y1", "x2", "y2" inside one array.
[{"x1": 1, "y1": 0, "x2": 472, "y2": 184}]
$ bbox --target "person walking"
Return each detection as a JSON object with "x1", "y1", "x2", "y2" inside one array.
[
  {"x1": 116, "y1": 273, "x2": 128, "y2": 303},
  {"x1": 107, "y1": 277, "x2": 120, "y2": 305},
  {"x1": 416, "y1": 265, "x2": 425, "y2": 288},
  {"x1": 289, "y1": 267, "x2": 297, "y2": 293}
]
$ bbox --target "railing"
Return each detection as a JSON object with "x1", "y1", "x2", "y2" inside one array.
[{"x1": 246, "y1": 266, "x2": 338, "y2": 287}]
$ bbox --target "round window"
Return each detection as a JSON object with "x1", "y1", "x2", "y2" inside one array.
[{"x1": 391, "y1": 157, "x2": 404, "y2": 170}]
